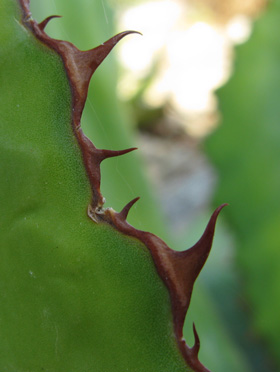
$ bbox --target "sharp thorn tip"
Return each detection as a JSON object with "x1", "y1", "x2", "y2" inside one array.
[
  {"x1": 212, "y1": 203, "x2": 228, "y2": 219},
  {"x1": 192, "y1": 323, "x2": 200, "y2": 355},
  {"x1": 38, "y1": 15, "x2": 62, "y2": 31},
  {"x1": 118, "y1": 197, "x2": 140, "y2": 221},
  {"x1": 98, "y1": 147, "x2": 137, "y2": 161}
]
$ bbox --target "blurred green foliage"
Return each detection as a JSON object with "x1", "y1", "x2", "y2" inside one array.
[{"x1": 205, "y1": 0, "x2": 280, "y2": 368}]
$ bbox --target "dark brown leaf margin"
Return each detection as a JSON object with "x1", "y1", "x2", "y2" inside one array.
[{"x1": 18, "y1": 1, "x2": 226, "y2": 371}]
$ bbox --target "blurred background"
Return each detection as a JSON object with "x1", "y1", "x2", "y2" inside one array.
[{"x1": 31, "y1": 0, "x2": 280, "y2": 370}]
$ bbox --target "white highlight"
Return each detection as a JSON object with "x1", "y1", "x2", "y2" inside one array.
[{"x1": 117, "y1": 1, "x2": 252, "y2": 137}]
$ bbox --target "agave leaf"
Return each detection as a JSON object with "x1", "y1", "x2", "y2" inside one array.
[
  {"x1": 0, "y1": 1, "x2": 225, "y2": 371},
  {"x1": 30, "y1": 2, "x2": 258, "y2": 371}
]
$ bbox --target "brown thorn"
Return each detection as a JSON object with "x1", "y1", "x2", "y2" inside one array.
[
  {"x1": 192, "y1": 323, "x2": 200, "y2": 357},
  {"x1": 46, "y1": 31, "x2": 141, "y2": 123},
  {"x1": 117, "y1": 197, "x2": 140, "y2": 221},
  {"x1": 184, "y1": 203, "x2": 228, "y2": 259},
  {"x1": 101, "y1": 30, "x2": 142, "y2": 48},
  {"x1": 96, "y1": 147, "x2": 137, "y2": 162},
  {"x1": 38, "y1": 15, "x2": 62, "y2": 31},
  {"x1": 84, "y1": 31, "x2": 141, "y2": 71},
  {"x1": 167, "y1": 204, "x2": 227, "y2": 336}
]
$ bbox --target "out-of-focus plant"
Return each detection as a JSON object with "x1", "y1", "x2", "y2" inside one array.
[{"x1": 206, "y1": 0, "x2": 280, "y2": 369}]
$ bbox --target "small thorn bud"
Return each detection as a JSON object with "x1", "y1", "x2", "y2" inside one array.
[
  {"x1": 192, "y1": 323, "x2": 200, "y2": 356},
  {"x1": 118, "y1": 197, "x2": 140, "y2": 221}
]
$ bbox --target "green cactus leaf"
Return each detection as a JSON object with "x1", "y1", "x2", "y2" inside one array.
[{"x1": 0, "y1": 1, "x2": 224, "y2": 371}]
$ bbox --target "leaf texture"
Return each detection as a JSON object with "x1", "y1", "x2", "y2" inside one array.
[{"x1": 0, "y1": 1, "x2": 224, "y2": 370}]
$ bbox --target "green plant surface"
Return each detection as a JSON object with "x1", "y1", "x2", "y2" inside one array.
[
  {"x1": 205, "y1": 0, "x2": 280, "y2": 367},
  {"x1": 0, "y1": 1, "x2": 191, "y2": 370}
]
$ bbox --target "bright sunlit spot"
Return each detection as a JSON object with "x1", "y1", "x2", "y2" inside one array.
[
  {"x1": 117, "y1": 0, "x2": 252, "y2": 137},
  {"x1": 226, "y1": 14, "x2": 252, "y2": 44},
  {"x1": 119, "y1": 0, "x2": 181, "y2": 73}
]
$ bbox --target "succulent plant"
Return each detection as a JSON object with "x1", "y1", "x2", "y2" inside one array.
[{"x1": 0, "y1": 1, "x2": 225, "y2": 370}]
